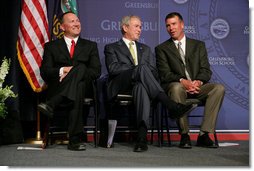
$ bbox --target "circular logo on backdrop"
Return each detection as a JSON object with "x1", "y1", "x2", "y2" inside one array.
[
  {"x1": 210, "y1": 19, "x2": 230, "y2": 39},
  {"x1": 186, "y1": 0, "x2": 249, "y2": 110},
  {"x1": 247, "y1": 54, "x2": 249, "y2": 67},
  {"x1": 174, "y1": 0, "x2": 188, "y2": 4}
]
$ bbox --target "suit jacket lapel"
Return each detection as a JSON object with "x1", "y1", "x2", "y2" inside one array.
[
  {"x1": 184, "y1": 37, "x2": 193, "y2": 79},
  {"x1": 58, "y1": 38, "x2": 71, "y2": 60},
  {"x1": 118, "y1": 39, "x2": 136, "y2": 65},
  {"x1": 185, "y1": 38, "x2": 191, "y2": 62},
  {"x1": 168, "y1": 38, "x2": 192, "y2": 78},
  {"x1": 136, "y1": 42, "x2": 142, "y2": 64},
  {"x1": 168, "y1": 39, "x2": 183, "y2": 64},
  {"x1": 73, "y1": 38, "x2": 83, "y2": 57}
]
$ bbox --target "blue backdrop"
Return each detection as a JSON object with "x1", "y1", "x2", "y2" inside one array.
[{"x1": 50, "y1": 0, "x2": 249, "y2": 131}]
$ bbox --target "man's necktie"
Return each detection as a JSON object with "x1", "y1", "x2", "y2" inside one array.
[
  {"x1": 129, "y1": 41, "x2": 138, "y2": 65},
  {"x1": 178, "y1": 42, "x2": 191, "y2": 80},
  {"x1": 70, "y1": 40, "x2": 75, "y2": 58}
]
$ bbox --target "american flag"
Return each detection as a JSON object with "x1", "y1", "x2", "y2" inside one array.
[{"x1": 17, "y1": 0, "x2": 49, "y2": 92}]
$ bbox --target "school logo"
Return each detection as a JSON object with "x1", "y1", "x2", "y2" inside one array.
[
  {"x1": 186, "y1": 0, "x2": 249, "y2": 110},
  {"x1": 210, "y1": 19, "x2": 230, "y2": 39},
  {"x1": 174, "y1": 0, "x2": 188, "y2": 4}
]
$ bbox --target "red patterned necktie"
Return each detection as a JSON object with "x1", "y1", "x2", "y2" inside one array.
[{"x1": 70, "y1": 40, "x2": 75, "y2": 58}]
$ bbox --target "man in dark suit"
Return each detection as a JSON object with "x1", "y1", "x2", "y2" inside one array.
[
  {"x1": 104, "y1": 15, "x2": 195, "y2": 152},
  {"x1": 155, "y1": 12, "x2": 225, "y2": 148},
  {"x1": 38, "y1": 12, "x2": 101, "y2": 151}
]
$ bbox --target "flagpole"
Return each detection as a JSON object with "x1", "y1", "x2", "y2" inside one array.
[
  {"x1": 36, "y1": 97, "x2": 42, "y2": 140},
  {"x1": 25, "y1": 97, "x2": 43, "y2": 145},
  {"x1": 17, "y1": 0, "x2": 50, "y2": 147}
]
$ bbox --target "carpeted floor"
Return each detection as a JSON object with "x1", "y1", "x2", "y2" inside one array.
[{"x1": 0, "y1": 141, "x2": 249, "y2": 167}]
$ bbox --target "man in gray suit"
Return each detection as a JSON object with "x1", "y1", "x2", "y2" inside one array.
[
  {"x1": 155, "y1": 12, "x2": 225, "y2": 148},
  {"x1": 104, "y1": 15, "x2": 194, "y2": 152}
]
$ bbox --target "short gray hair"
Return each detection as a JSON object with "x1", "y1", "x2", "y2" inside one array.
[{"x1": 120, "y1": 15, "x2": 141, "y2": 35}]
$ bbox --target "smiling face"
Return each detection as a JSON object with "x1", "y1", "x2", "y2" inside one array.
[
  {"x1": 165, "y1": 15, "x2": 184, "y2": 41},
  {"x1": 60, "y1": 12, "x2": 81, "y2": 39},
  {"x1": 122, "y1": 16, "x2": 142, "y2": 41}
]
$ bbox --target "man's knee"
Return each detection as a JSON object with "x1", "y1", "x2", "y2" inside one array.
[
  {"x1": 167, "y1": 83, "x2": 186, "y2": 102},
  {"x1": 214, "y1": 84, "x2": 225, "y2": 95},
  {"x1": 133, "y1": 82, "x2": 146, "y2": 92},
  {"x1": 168, "y1": 83, "x2": 185, "y2": 95}
]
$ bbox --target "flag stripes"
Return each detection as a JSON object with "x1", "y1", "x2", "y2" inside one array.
[{"x1": 17, "y1": 0, "x2": 49, "y2": 92}]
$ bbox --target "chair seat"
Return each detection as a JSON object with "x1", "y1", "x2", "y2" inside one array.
[
  {"x1": 116, "y1": 94, "x2": 133, "y2": 105},
  {"x1": 106, "y1": 93, "x2": 160, "y2": 146},
  {"x1": 84, "y1": 98, "x2": 94, "y2": 105},
  {"x1": 42, "y1": 81, "x2": 99, "y2": 149}
]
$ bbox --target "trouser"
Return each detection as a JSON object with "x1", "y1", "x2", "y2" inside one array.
[
  {"x1": 48, "y1": 64, "x2": 91, "y2": 137},
  {"x1": 131, "y1": 65, "x2": 164, "y2": 127},
  {"x1": 167, "y1": 82, "x2": 225, "y2": 134}
]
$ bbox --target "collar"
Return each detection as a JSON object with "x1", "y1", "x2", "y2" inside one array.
[
  {"x1": 64, "y1": 36, "x2": 79, "y2": 45},
  {"x1": 173, "y1": 35, "x2": 186, "y2": 46},
  {"x1": 122, "y1": 37, "x2": 136, "y2": 47}
]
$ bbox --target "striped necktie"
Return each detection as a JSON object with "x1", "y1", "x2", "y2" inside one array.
[{"x1": 178, "y1": 42, "x2": 191, "y2": 80}]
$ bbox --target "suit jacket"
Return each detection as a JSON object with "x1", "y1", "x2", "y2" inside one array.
[
  {"x1": 104, "y1": 39, "x2": 158, "y2": 100},
  {"x1": 155, "y1": 37, "x2": 212, "y2": 92},
  {"x1": 40, "y1": 37, "x2": 101, "y2": 98}
]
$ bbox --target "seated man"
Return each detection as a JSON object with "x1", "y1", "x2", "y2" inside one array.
[
  {"x1": 155, "y1": 12, "x2": 225, "y2": 148},
  {"x1": 104, "y1": 15, "x2": 195, "y2": 152},
  {"x1": 38, "y1": 12, "x2": 101, "y2": 151}
]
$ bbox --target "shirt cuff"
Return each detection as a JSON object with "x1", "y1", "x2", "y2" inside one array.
[{"x1": 59, "y1": 67, "x2": 64, "y2": 77}]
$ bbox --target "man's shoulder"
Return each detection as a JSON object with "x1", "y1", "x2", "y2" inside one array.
[
  {"x1": 78, "y1": 37, "x2": 97, "y2": 45},
  {"x1": 104, "y1": 39, "x2": 122, "y2": 48},
  {"x1": 44, "y1": 38, "x2": 63, "y2": 47},
  {"x1": 136, "y1": 41, "x2": 151, "y2": 49},
  {"x1": 155, "y1": 39, "x2": 171, "y2": 49},
  {"x1": 187, "y1": 37, "x2": 204, "y2": 45}
]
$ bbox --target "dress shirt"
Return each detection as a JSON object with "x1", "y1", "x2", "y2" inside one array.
[{"x1": 122, "y1": 37, "x2": 138, "y2": 65}]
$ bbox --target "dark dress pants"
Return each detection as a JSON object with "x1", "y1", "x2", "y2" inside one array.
[
  {"x1": 110, "y1": 65, "x2": 164, "y2": 127},
  {"x1": 51, "y1": 64, "x2": 90, "y2": 137}
]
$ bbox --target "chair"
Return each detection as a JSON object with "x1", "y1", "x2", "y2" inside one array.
[
  {"x1": 103, "y1": 93, "x2": 136, "y2": 147},
  {"x1": 150, "y1": 102, "x2": 169, "y2": 147},
  {"x1": 185, "y1": 98, "x2": 219, "y2": 146},
  {"x1": 105, "y1": 93, "x2": 161, "y2": 147},
  {"x1": 41, "y1": 81, "x2": 99, "y2": 149},
  {"x1": 155, "y1": 98, "x2": 219, "y2": 147}
]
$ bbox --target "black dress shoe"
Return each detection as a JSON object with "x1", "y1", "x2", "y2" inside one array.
[
  {"x1": 37, "y1": 103, "x2": 53, "y2": 118},
  {"x1": 133, "y1": 141, "x2": 148, "y2": 152},
  {"x1": 179, "y1": 134, "x2": 192, "y2": 149},
  {"x1": 169, "y1": 103, "x2": 197, "y2": 119},
  {"x1": 196, "y1": 133, "x2": 218, "y2": 148},
  {"x1": 134, "y1": 143, "x2": 148, "y2": 152},
  {"x1": 68, "y1": 142, "x2": 86, "y2": 151}
]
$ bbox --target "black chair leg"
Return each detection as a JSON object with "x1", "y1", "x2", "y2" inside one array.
[
  {"x1": 214, "y1": 131, "x2": 219, "y2": 147},
  {"x1": 150, "y1": 111, "x2": 155, "y2": 145},
  {"x1": 157, "y1": 105, "x2": 162, "y2": 147},
  {"x1": 163, "y1": 107, "x2": 171, "y2": 146}
]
